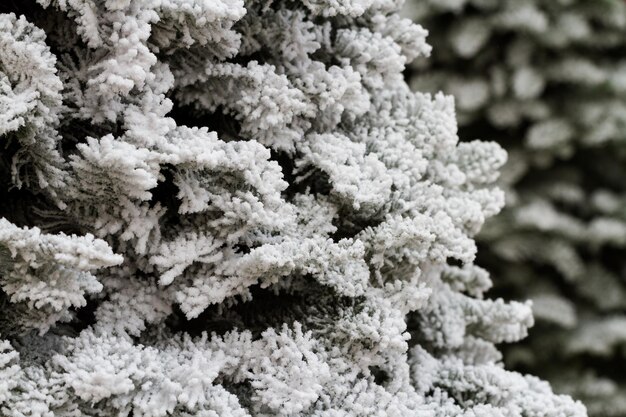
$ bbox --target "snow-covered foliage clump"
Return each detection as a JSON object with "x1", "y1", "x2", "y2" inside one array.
[
  {"x1": 405, "y1": 0, "x2": 626, "y2": 415},
  {"x1": 0, "y1": 1, "x2": 585, "y2": 416}
]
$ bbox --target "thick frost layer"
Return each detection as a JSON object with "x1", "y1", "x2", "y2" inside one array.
[{"x1": 0, "y1": 1, "x2": 584, "y2": 416}]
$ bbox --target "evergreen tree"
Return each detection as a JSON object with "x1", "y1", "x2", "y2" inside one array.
[
  {"x1": 0, "y1": 1, "x2": 584, "y2": 415},
  {"x1": 405, "y1": 0, "x2": 626, "y2": 415}
]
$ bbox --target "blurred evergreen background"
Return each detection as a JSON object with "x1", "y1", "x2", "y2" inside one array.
[{"x1": 403, "y1": 1, "x2": 626, "y2": 415}]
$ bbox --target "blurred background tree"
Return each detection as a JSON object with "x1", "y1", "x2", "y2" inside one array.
[{"x1": 404, "y1": 1, "x2": 626, "y2": 415}]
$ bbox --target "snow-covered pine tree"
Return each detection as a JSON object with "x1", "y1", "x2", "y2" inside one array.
[
  {"x1": 404, "y1": 0, "x2": 626, "y2": 415},
  {"x1": 0, "y1": 1, "x2": 584, "y2": 416}
]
